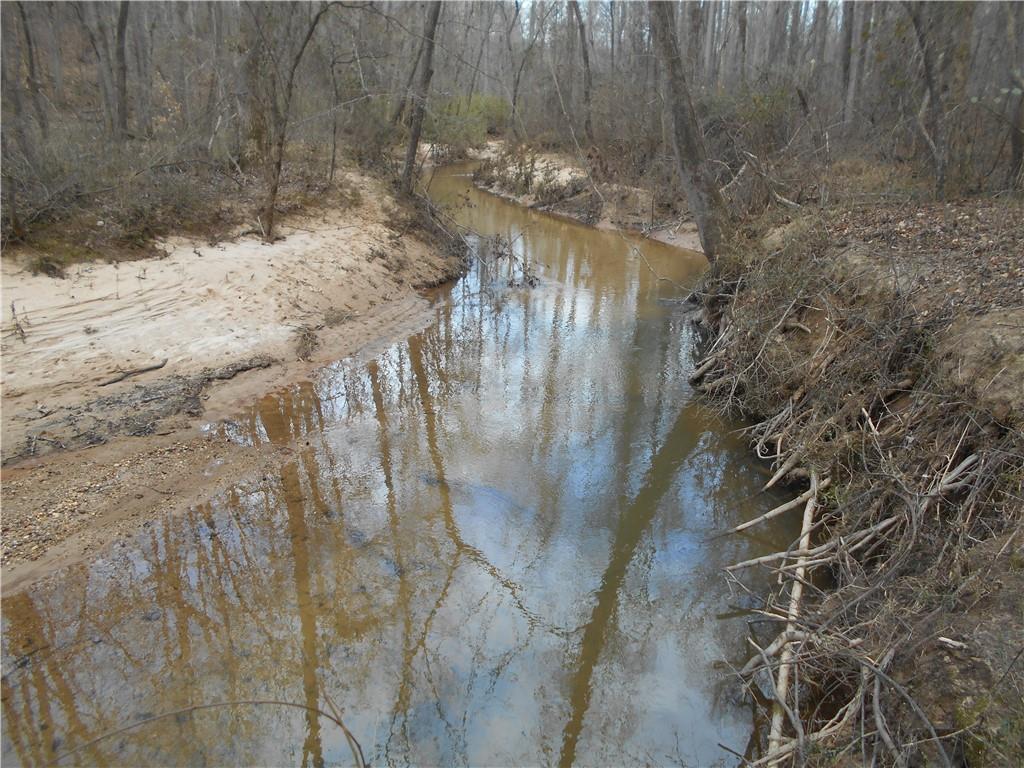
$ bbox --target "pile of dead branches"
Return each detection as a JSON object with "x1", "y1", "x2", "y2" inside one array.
[{"x1": 692, "y1": 229, "x2": 1024, "y2": 766}]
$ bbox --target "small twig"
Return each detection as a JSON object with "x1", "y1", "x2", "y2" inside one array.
[
  {"x1": 142, "y1": 485, "x2": 175, "y2": 496},
  {"x1": 873, "y1": 650, "x2": 904, "y2": 766}
]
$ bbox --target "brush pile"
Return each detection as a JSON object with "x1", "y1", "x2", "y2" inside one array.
[{"x1": 692, "y1": 220, "x2": 1024, "y2": 766}]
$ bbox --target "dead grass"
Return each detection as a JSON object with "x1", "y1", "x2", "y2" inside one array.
[
  {"x1": 293, "y1": 325, "x2": 319, "y2": 362},
  {"x1": 323, "y1": 307, "x2": 354, "y2": 327},
  {"x1": 2, "y1": 144, "x2": 367, "y2": 270}
]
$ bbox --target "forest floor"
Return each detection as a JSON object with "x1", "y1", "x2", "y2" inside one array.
[{"x1": 1, "y1": 164, "x2": 464, "y2": 590}]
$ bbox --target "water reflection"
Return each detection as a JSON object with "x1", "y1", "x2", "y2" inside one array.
[{"x1": 2, "y1": 166, "x2": 794, "y2": 767}]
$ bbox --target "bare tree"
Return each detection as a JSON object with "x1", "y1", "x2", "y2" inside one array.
[
  {"x1": 15, "y1": 2, "x2": 48, "y2": 140},
  {"x1": 736, "y1": 1, "x2": 748, "y2": 85},
  {"x1": 74, "y1": 2, "x2": 118, "y2": 136},
  {"x1": 839, "y1": 1, "x2": 854, "y2": 112},
  {"x1": 130, "y1": 5, "x2": 154, "y2": 137},
  {"x1": 509, "y1": 2, "x2": 552, "y2": 141},
  {"x1": 115, "y1": 1, "x2": 130, "y2": 140},
  {"x1": 244, "y1": 1, "x2": 335, "y2": 240},
  {"x1": 46, "y1": 4, "x2": 65, "y2": 108},
  {"x1": 389, "y1": 36, "x2": 424, "y2": 126},
  {"x1": 905, "y1": 1, "x2": 977, "y2": 197},
  {"x1": 569, "y1": 0, "x2": 594, "y2": 146},
  {"x1": 649, "y1": 1, "x2": 728, "y2": 260},
  {"x1": 4, "y1": 0, "x2": 1021, "y2": 246},
  {"x1": 1007, "y1": 2, "x2": 1024, "y2": 189},
  {"x1": 401, "y1": 1, "x2": 442, "y2": 195}
]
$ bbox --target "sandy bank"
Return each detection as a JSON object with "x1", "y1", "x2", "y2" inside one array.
[
  {"x1": 1, "y1": 167, "x2": 464, "y2": 584},
  {"x1": 470, "y1": 144, "x2": 703, "y2": 253},
  {"x1": 2, "y1": 169, "x2": 462, "y2": 461}
]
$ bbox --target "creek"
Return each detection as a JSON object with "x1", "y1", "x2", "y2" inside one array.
[{"x1": 1, "y1": 164, "x2": 795, "y2": 767}]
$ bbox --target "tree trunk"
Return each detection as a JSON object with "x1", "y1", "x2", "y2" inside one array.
[
  {"x1": 648, "y1": 1, "x2": 729, "y2": 261},
  {"x1": 0, "y1": 21, "x2": 37, "y2": 171},
  {"x1": 115, "y1": 1, "x2": 130, "y2": 140},
  {"x1": 569, "y1": 0, "x2": 594, "y2": 145},
  {"x1": 47, "y1": 5, "x2": 65, "y2": 107},
  {"x1": 687, "y1": 2, "x2": 702, "y2": 78},
  {"x1": 389, "y1": 38, "x2": 424, "y2": 126},
  {"x1": 86, "y1": 2, "x2": 119, "y2": 136},
  {"x1": 787, "y1": 1, "x2": 804, "y2": 72},
  {"x1": 609, "y1": 0, "x2": 615, "y2": 73},
  {"x1": 905, "y1": 2, "x2": 947, "y2": 197},
  {"x1": 1006, "y1": 3, "x2": 1024, "y2": 188},
  {"x1": 1008, "y1": 87, "x2": 1024, "y2": 189},
  {"x1": 2, "y1": 167, "x2": 25, "y2": 242},
  {"x1": 16, "y1": 3, "x2": 48, "y2": 140},
  {"x1": 255, "y1": 1, "x2": 335, "y2": 241},
  {"x1": 329, "y1": 58, "x2": 341, "y2": 183},
  {"x1": 401, "y1": 1, "x2": 442, "y2": 195},
  {"x1": 131, "y1": 7, "x2": 153, "y2": 137},
  {"x1": 737, "y1": 1, "x2": 748, "y2": 84},
  {"x1": 843, "y1": 2, "x2": 863, "y2": 126},
  {"x1": 840, "y1": 1, "x2": 855, "y2": 108},
  {"x1": 703, "y1": 0, "x2": 720, "y2": 86},
  {"x1": 467, "y1": 2, "x2": 493, "y2": 98},
  {"x1": 262, "y1": 130, "x2": 286, "y2": 241},
  {"x1": 203, "y1": 2, "x2": 226, "y2": 155},
  {"x1": 173, "y1": 4, "x2": 192, "y2": 131},
  {"x1": 768, "y1": 1, "x2": 787, "y2": 69},
  {"x1": 812, "y1": 1, "x2": 828, "y2": 76}
]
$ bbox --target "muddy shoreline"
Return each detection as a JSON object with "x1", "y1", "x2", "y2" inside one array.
[{"x1": 474, "y1": 177, "x2": 704, "y2": 252}]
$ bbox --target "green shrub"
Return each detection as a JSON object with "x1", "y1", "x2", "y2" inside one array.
[
  {"x1": 425, "y1": 93, "x2": 510, "y2": 154},
  {"x1": 343, "y1": 97, "x2": 399, "y2": 171}
]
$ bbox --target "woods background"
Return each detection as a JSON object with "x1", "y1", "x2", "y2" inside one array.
[{"x1": 2, "y1": 1, "x2": 1022, "y2": 252}]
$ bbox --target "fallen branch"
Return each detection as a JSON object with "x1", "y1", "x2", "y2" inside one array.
[
  {"x1": 854, "y1": 652, "x2": 953, "y2": 768},
  {"x1": 751, "y1": 675, "x2": 867, "y2": 766},
  {"x1": 98, "y1": 359, "x2": 168, "y2": 387},
  {"x1": 873, "y1": 650, "x2": 905, "y2": 767},
  {"x1": 763, "y1": 448, "x2": 804, "y2": 491},
  {"x1": 726, "y1": 478, "x2": 832, "y2": 536},
  {"x1": 767, "y1": 469, "x2": 819, "y2": 759},
  {"x1": 756, "y1": 637, "x2": 805, "y2": 757},
  {"x1": 689, "y1": 353, "x2": 722, "y2": 384},
  {"x1": 739, "y1": 630, "x2": 809, "y2": 676}
]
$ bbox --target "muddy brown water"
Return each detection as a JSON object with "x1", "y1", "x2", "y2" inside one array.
[{"x1": 2, "y1": 166, "x2": 795, "y2": 767}]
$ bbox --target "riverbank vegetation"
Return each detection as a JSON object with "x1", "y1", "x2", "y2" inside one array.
[{"x1": 3, "y1": 2, "x2": 1022, "y2": 765}]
